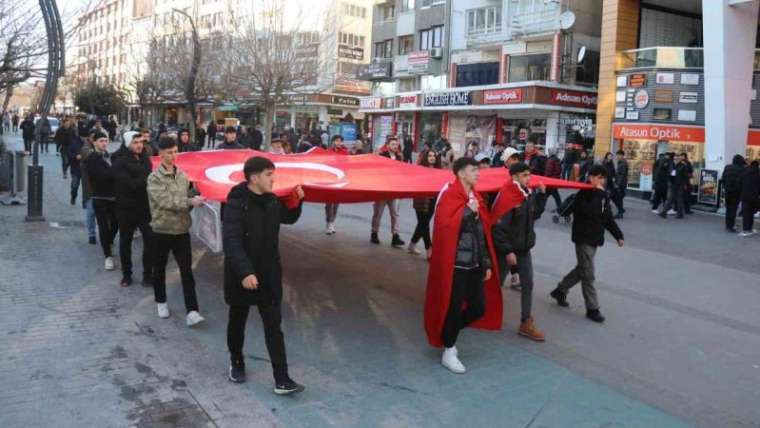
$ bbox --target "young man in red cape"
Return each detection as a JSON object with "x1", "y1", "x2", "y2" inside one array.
[
  {"x1": 424, "y1": 157, "x2": 502, "y2": 374},
  {"x1": 491, "y1": 147, "x2": 525, "y2": 289}
]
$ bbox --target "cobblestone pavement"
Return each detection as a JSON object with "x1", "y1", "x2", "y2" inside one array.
[{"x1": 2, "y1": 134, "x2": 758, "y2": 427}]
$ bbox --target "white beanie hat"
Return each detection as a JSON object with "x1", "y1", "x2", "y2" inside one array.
[
  {"x1": 501, "y1": 147, "x2": 522, "y2": 163},
  {"x1": 123, "y1": 131, "x2": 139, "y2": 146}
]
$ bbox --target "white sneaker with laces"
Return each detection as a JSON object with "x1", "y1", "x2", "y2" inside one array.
[
  {"x1": 441, "y1": 347, "x2": 465, "y2": 374},
  {"x1": 651, "y1": 209, "x2": 659, "y2": 214},
  {"x1": 157, "y1": 303, "x2": 170, "y2": 319},
  {"x1": 104, "y1": 257, "x2": 115, "y2": 271},
  {"x1": 739, "y1": 231, "x2": 756, "y2": 237},
  {"x1": 407, "y1": 242, "x2": 422, "y2": 255},
  {"x1": 328, "y1": 222, "x2": 336, "y2": 234},
  {"x1": 667, "y1": 209, "x2": 677, "y2": 215},
  {"x1": 186, "y1": 311, "x2": 205, "y2": 327}
]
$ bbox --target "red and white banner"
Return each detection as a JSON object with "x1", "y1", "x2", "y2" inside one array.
[{"x1": 152, "y1": 148, "x2": 591, "y2": 203}]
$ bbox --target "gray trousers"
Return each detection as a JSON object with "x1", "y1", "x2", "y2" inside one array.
[
  {"x1": 371, "y1": 200, "x2": 400, "y2": 235},
  {"x1": 325, "y1": 203, "x2": 339, "y2": 223},
  {"x1": 558, "y1": 243, "x2": 599, "y2": 311},
  {"x1": 516, "y1": 252, "x2": 534, "y2": 322}
]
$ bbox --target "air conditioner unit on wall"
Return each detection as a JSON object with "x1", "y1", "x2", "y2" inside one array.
[{"x1": 429, "y1": 48, "x2": 443, "y2": 58}]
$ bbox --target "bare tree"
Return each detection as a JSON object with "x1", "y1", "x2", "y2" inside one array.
[
  {"x1": 0, "y1": 0, "x2": 49, "y2": 99},
  {"x1": 229, "y1": 0, "x2": 333, "y2": 149}
]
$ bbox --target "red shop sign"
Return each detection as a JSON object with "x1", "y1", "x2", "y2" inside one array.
[
  {"x1": 483, "y1": 88, "x2": 523, "y2": 105},
  {"x1": 550, "y1": 89, "x2": 598, "y2": 109}
]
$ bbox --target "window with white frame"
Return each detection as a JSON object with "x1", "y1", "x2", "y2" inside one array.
[
  {"x1": 467, "y1": 6, "x2": 502, "y2": 35},
  {"x1": 378, "y1": 3, "x2": 395, "y2": 21},
  {"x1": 401, "y1": 0, "x2": 415, "y2": 12},
  {"x1": 420, "y1": 0, "x2": 445, "y2": 8}
]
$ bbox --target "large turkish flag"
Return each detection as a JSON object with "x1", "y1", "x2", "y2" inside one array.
[{"x1": 152, "y1": 149, "x2": 591, "y2": 203}]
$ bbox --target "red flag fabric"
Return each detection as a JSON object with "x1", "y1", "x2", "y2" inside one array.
[
  {"x1": 490, "y1": 178, "x2": 526, "y2": 225},
  {"x1": 151, "y1": 149, "x2": 591, "y2": 203},
  {"x1": 424, "y1": 179, "x2": 503, "y2": 348}
]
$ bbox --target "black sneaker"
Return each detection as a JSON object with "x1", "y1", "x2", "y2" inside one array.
[
  {"x1": 274, "y1": 378, "x2": 304, "y2": 395},
  {"x1": 89, "y1": 237, "x2": 97, "y2": 245},
  {"x1": 550, "y1": 288, "x2": 569, "y2": 307},
  {"x1": 228, "y1": 362, "x2": 246, "y2": 383},
  {"x1": 391, "y1": 234, "x2": 405, "y2": 248},
  {"x1": 586, "y1": 309, "x2": 605, "y2": 323},
  {"x1": 70, "y1": 195, "x2": 76, "y2": 205},
  {"x1": 120, "y1": 276, "x2": 132, "y2": 287},
  {"x1": 370, "y1": 232, "x2": 380, "y2": 244}
]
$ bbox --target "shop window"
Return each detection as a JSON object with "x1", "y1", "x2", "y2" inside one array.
[
  {"x1": 398, "y1": 35, "x2": 414, "y2": 55},
  {"x1": 508, "y1": 54, "x2": 550, "y2": 82},
  {"x1": 419, "y1": 26, "x2": 443, "y2": 50},
  {"x1": 574, "y1": 49, "x2": 599, "y2": 86},
  {"x1": 455, "y1": 62, "x2": 499, "y2": 87}
]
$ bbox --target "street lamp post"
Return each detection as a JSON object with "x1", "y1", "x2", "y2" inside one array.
[{"x1": 26, "y1": 0, "x2": 65, "y2": 222}]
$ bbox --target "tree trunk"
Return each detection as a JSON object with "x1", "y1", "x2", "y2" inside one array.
[
  {"x1": 263, "y1": 100, "x2": 276, "y2": 151},
  {"x1": 1, "y1": 86, "x2": 13, "y2": 112}
]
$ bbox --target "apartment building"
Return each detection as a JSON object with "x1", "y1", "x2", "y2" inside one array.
[{"x1": 359, "y1": 0, "x2": 603, "y2": 155}]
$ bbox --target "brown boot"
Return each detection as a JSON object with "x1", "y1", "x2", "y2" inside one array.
[{"x1": 518, "y1": 318, "x2": 545, "y2": 342}]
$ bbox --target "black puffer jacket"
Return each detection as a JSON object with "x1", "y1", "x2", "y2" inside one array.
[
  {"x1": 84, "y1": 149, "x2": 115, "y2": 199},
  {"x1": 721, "y1": 155, "x2": 746, "y2": 196},
  {"x1": 493, "y1": 188, "x2": 547, "y2": 256},
  {"x1": 112, "y1": 145, "x2": 152, "y2": 214},
  {"x1": 454, "y1": 207, "x2": 491, "y2": 270},
  {"x1": 223, "y1": 183, "x2": 302, "y2": 306},
  {"x1": 739, "y1": 163, "x2": 760, "y2": 202},
  {"x1": 571, "y1": 188, "x2": 624, "y2": 247}
]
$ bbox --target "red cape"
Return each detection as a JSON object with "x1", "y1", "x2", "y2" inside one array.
[
  {"x1": 490, "y1": 178, "x2": 526, "y2": 225},
  {"x1": 424, "y1": 179, "x2": 503, "y2": 348}
]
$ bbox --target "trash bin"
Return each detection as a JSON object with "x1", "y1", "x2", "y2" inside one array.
[
  {"x1": 13, "y1": 151, "x2": 25, "y2": 193},
  {"x1": 0, "y1": 149, "x2": 12, "y2": 192}
]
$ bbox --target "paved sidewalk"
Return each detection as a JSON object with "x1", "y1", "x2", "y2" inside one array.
[{"x1": 2, "y1": 134, "x2": 754, "y2": 427}]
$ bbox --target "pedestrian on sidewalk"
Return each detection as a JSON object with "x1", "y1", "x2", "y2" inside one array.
[
  {"x1": 613, "y1": 150, "x2": 629, "y2": 219},
  {"x1": 651, "y1": 153, "x2": 670, "y2": 213},
  {"x1": 578, "y1": 150, "x2": 592, "y2": 183},
  {"x1": 216, "y1": 126, "x2": 244, "y2": 150},
  {"x1": 177, "y1": 128, "x2": 195, "y2": 152},
  {"x1": 80, "y1": 130, "x2": 98, "y2": 244},
  {"x1": 113, "y1": 132, "x2": 154, "y2": 287},
  {"x1": 223, "y1": 156, "x2": 306, "y2": 395},
  {"x1": 660, "y1": 153, "x2": 689, "y2": 219},
  {"x1": 491, "y1": 147, "x2": 523, "y2": 290},
  {"x1": 721, "y1": 154, "x2": 746, "y2": 232},
  {"x1": 524, "y1": 140, "x2": 547, "y2": 176},
  {"x1": 19, "y1": 114, "x2": 34, "y2": 154},
  {"x1": 543, "y1": 150, "x2": 563, "y2": 211},
  {"x1": 55, "y1": 118, "x2": 76, "y2": 178},
  {"x1": 67, "y1": 130, "x2": 84, "y2": 206},
  {"x1": 738, "y1": 160, "x2": 760, "y2": 237},
  {"x1": 325, "y1": 135, "x2": 348, "y2": 235},
  {"x1": 371, "y1": 136, "x2": 405, "y2": 247},
  {"x1": 683, "y1": 152, "x2": 695, "y2": 214},
  {"x1": 409, "y1": 149, "x2": 441, "y2": 259},
  {"x1": 12, "y1": 113, "x2": 19, "y2": 134},
  {"x1": 206, "y1": 121, "x2": 217, "y2": 148},
  {"x1": 492, "y1": 162, "x2": 547, "y2": 341},
  {"x1": 550, "y1": 164, "x2": 624, "y2": 323},
  {"x1": 84, "y1": 131, "x2": 118, "y2": 270},
  {"x1": 424, "y1": 157, "x2": 500, "y2": 374},
  {"x1": 147, "y1": 136, "x2": 206, "y2": 326}
]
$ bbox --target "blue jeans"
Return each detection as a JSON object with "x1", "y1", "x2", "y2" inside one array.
[
  {"x1": 70, "y1": 174, "x2": 81, "y2": 200},
  {"x1": 84, "y1": 198, "x2": 96, "y2": 239}
]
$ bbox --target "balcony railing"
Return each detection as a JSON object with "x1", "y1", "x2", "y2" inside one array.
[
  {"x1": 620, "y1": 47, "x2": 760, "y2": 71},
  {"x1": 466, "y1": 27, "x2": 505, "y2": 47}
]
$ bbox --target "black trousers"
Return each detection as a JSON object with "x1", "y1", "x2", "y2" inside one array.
[
  {"x1": 651, "y1": 184, "x2": 668, "y2": 210},
  {"x1": 441, "y1": 268, "x2": 485, "y2": 348},
  {"x1": 411, "y1": 209, "x2": 433, "y2": 249},
  {"x1": 60, "y1": 148, "x2": 70, "y2": 175},
  {"x1": 546, "y1": 188, "x2": 562, "y2": 211},
  {"x1": 153, "y1": 233, "x2": 199, "y2": 313},
  {"x1": 742, "y1": 200, "x2": 759, "y2": 232},
  {"x1": 613, "y1": 187, "x2": 626, "y2": 213},
  {"x1": 725, "y1": 194, "x2": 739, "y2": 230},
  {"x1": 227, "y1": 304, "x2": 289, "y2": 383},
  {"x1": 23, "y1": 136, "x2": 33, "y2": 152},
  {"x1": 117, "y1": 210, "x2": 153, "y2": 279},
  {"x1": 93, "y1": 199, "x2": 118, "y2": 257}
]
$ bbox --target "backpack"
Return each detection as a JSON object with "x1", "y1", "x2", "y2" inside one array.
[{"x1": 557, "y1": 192, "x2": 577, "y2": 218}]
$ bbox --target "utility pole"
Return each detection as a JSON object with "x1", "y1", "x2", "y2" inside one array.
[{"x1": 26, "y1": 0, "x2": 65, "y2": 222}]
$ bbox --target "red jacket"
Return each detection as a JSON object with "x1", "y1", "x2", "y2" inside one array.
[{"x1": 330, "y1": 146, "x2": 349, "y2": 155}]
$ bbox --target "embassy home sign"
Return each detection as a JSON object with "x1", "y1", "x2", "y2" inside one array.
[{"x1": 423, "y1": 91, "x2": 472, "y2": 107}]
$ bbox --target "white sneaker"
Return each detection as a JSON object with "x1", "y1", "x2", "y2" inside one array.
[
  {"x1": 407, "y1": 242, "x2": 422, "y2": 255},
  {"x1": 157, "y1": 303, "x2": 170, "y2": 318},
  {"x1": 441, "y1": 347, "x2": 465, "y2": 374},
  {"x1": 104, "y1": 257, "x2": 115, "y2": 271},
  {"x1": 651, "y1": 209, "x2": 659, "y2": 214},
  {"x1": 667, "y1": 209, "x2": 677, "y2": 216},
  {"x1": 186, "y1": 311, "x2": 205, "y2": 327},
  {"x1": 328, "y1": 222, "x2": 336, "y2": 234},
  {"x1": 739, "y1": 231, "x2": 756, "y2": 237},
  {"x1": 510, "y1": 273, "x2": 521, "y2": 288}
]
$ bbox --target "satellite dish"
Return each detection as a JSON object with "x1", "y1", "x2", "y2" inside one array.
[
  {"x1": 559, "y1": 11, "x2": 576, "y2": 30},
  {"x1": 577, "y1": 45, "x2": 587, "y2": 64}
]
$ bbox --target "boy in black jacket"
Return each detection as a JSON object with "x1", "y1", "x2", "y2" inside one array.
[
  {"x1": 550, "y1": 165, "x2": 624, "y2": 323},
  {"x1": 223, "y1": 156, "x2": 305, "y2": 395},
  {"x1": 84, "y1": 131, "x2": 118, "y2": 271},
  {"x1": 492, "y1": 162, "x2": 547, "y2": 341}
]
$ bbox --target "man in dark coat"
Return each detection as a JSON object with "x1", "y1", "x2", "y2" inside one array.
[
  {"x1": 112, "y1": 132, "x2": 154, "y2": 287},
  {"x1": 216, "y1": 126, "x2": 245, "y2": 150},
  {"x1": 67, "y1": 132, "x2": 84, "y2": 206},
  {"x1": 19, "y1": 114, "x2": 35, "y2": 153},
  {"x1": 206, "y1": 121, "x2": 217, "y2": 148},
  {"x1": 721, "y1": 154, "x2": 746, "y2": 232},
  {"x1": 551, "y1": 164, "x2": 624, "y2": 323},
  {"x1": 651, "y1": 153, "x2": 671, "y2": 212},
  {"x1": 84, "y1": 131, "x2": 118, "y2": 270},
  {"x1": 613, "y1": 150, "x2": 629, "y2": 219},
  {"x1": 738, "y1": 160, "x2": 760, "y2": 237},
  {"x1": 492, "y1": 162, "x2": 547, "y2": 341},
  {"x1": 659, "y1": 153, "x2": 689, "y2": 219},
  {"x1": 223, "y1": 156, "x2": 305, "y2": 395}
]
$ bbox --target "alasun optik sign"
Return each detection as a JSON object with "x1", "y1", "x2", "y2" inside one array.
[{"x1": 423, "y1": 91, "x2": 471, "y2": 107}]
